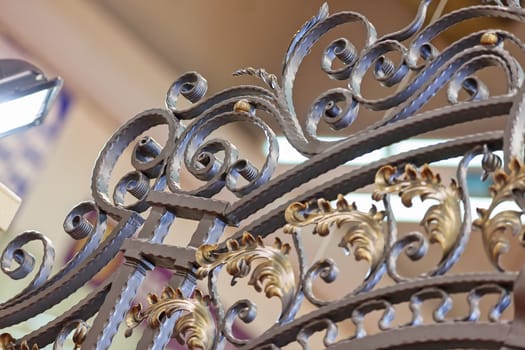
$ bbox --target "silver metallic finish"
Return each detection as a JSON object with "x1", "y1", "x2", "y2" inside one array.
[{"x1": 3, "y1": 1, "x2": 525, "y2": 349}]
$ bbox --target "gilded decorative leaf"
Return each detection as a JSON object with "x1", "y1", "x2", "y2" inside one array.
[
  {"x1": 284, "y1": 194, "x2": 385, "y2": 274},
  {"x1": 125, "y1": 287, "x2": 215, "y2": 350},
  {"x1": 0, "y1": 334, "x2": 39, "y2": 350},
  {"x1": 473, "y1": 158, "x2": 525, "y2": 270},
  {"x1": 0, "y1": 333, "x2": 16, "y2": 350},
  {"x1": 196, "y1": 232, "x2": 296, "y2": 313},
  {"x1": 373, "y1": 164, "x2": 462, "y2": 255}
]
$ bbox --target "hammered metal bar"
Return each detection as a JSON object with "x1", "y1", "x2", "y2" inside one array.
[{"x1": 0, "y1": 1, "x2": 525, "y2": 350}]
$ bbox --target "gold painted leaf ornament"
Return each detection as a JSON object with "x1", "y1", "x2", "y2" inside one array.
[
  {"x1": 284, "y1": 194, "x2": 385, "y2": 274},
  {"x1": 196, "y1": 232, "x2": 296, "y2": 310},
  {"x1": 373, "y1": 164, "x2": 462, "y2": 256},
  {"x1": 474, "y1": 158, "x2": 525, "y2": 270},
  {"x1": 125, "y1": 287, "x2": 215, "y2": 350}
]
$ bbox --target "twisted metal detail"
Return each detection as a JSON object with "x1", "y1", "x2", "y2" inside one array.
[{"x1": 4, "y1": 1, "x2": 525, "y2": 349}]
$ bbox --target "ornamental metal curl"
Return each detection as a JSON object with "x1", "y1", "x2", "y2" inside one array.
[{"x1": 5, "y1": 1, "x2": 525, "y2": 350}]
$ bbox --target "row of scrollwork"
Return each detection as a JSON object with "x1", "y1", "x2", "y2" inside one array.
[
  {"x1": 87, "y1": 0, "x2": 525, "y2": 217},
  {"x1": 126, "y1": 273, "x2": 513, "y2": 350},
  {"x1": 126, "y1": 283, "x2": 511, "y2": 350}
]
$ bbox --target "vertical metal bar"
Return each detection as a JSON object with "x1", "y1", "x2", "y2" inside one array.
[
  {"x1": 81, "y1": 207, "x2": 174, "y2": 350},
  {"x1": 82, "y1": 258, "x2": 153, "y2": 350},
  {"x1": 136, "y1": 213, "x2": 226, "y2": 349}
]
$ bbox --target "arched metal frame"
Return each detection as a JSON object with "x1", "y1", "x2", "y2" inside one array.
[{"x1": 2, "y1": 0, "x2": 525, "y2": 349}]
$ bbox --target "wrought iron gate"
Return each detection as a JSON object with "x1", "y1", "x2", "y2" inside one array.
[{"x1": 2, "y1": 0, "x2": 525, "y2": 349}]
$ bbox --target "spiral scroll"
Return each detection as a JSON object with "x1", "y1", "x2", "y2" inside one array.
[{"x1": 0, "y1": 231, "x2": 54, "y2": 294}]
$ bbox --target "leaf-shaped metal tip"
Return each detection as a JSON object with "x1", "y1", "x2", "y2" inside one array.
[
  {"x1": 193, "y1": 289, "x2": 203, "y2": 300},
  {"x1": 510, "y1": 157, "x2": 522, "y2": 173},
  {"x1": 173, "y1": 288, "x2": 184, "y2": 299},
  {"x1": 317, "y1": 198, "x2": 332, "y2": 212},
  {"x1": 284, "y1": 1, "x2": 330, "y2": 67},
  {"x1": 147, "y1": 293, "x2": 159, "y2": 305},
  {"x1": 314, "y1": 222, "x2": 331, "y2": 236},
  {"x1": 375, "y1": 165, "x2": 397, "y2": 186},
  {"x1": 161, "y1": 286, "x2": 176, "y2": 299},
  {"x1": 230, "y1": 276, "x2": 239, "y2": 286},
  {"x1": 232, "y1": 67, "x2": 278, "y2": 90},
  {"x1": 420, "y1": 164, "x2": 434, "y2": 181},
  {"x1": 319, "y1": 2, "x2": 330, "y2": 19},
  {"x1": 266, "y1": 286, "x2": 283, "y2": 299},
  {"x1": 72, "y1": 323, "x2": 88, "y2": 347},
  {"x1": 273, "y1": 237, "x2": 282, "y2": 249},
  {"x1": 241, "y1": 232, "x2": 256, "y2": 246},
  {"x1": 476, "y1": 207, "x2": 487, "y2": 217},
  {"x1": 456, "y1": 184, "x2": 464, "y2": 200},
  {"x1": 372, "y1": 190, "x2": 385, "y2": 201},
  {"x1": 227, "y1": 238, "x2": 240, "y2": 251},
  {"x1": 336, "y1": 194, "x2": 349, "y2": 210},
  {"x1": 492, "y1": 170, "x2": 509, "y2": 190},
  {"x1": 404, "y1": 164, "x2": 418, "y2": 180}
]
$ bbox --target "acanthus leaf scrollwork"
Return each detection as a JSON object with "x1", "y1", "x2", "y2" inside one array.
[
  {"x1": 373, "y1": 164, "x2": 462, "y2": 260},
  {"x1": 283, "y1": 194, "x2": 386, "y2": 304},
  {"x1": 474, "y1": 157, "x2": 525, "y2": 271},
  {"x1": 125, "y1": 287, "x2": 215, "y2": 350},
  {"x1": 195, "y1": 232, "x2": 296, "y2": 318},
  {"x1": 285, "y1": 194, "x2": 385, "y2": 276},
  {"x1": 0, "y1": 333, "x2": 41, "y2": 350}
]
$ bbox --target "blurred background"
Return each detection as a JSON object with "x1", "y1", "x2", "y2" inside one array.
[{"x1": 0, "y1": 1, "x2": 522, "y2": 348}]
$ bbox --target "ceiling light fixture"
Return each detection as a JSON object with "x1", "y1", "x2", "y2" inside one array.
[
  {"x1": 0, "y1": 59, "x2": 62, "y2": 138},
  {"x1": 0, "y1": 59, "x2": 62, "y2": 231}
]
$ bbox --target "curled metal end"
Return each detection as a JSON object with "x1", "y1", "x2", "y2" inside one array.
[
  {"x1": 481, "y1": 144, "x2": 502, "y2": 181},
  {"x1": 232, "y1": 159, "x2": 259, "y2": 182},
  {"x1": 165, "y1": 72, "x2": 208, "y2": 110}
]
